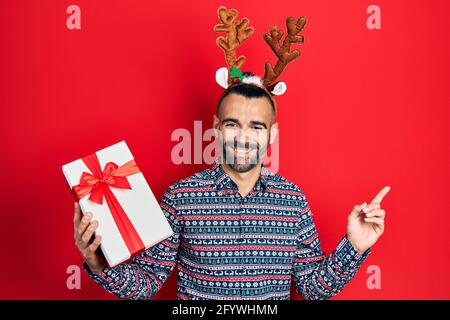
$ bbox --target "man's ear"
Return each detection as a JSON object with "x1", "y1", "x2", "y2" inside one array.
[
  {"x1": 269, "y1": 122, "x2": 279, "y2": 144},
  {"x1": 213, "y1": 114, "x2": 220, "y2": 130}
]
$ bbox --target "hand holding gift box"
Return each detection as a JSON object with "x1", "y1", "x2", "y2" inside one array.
[{"x1": 63, "y1": 141, "x2": 174, "y2": 269}]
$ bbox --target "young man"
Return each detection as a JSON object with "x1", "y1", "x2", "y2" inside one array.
[
  {"x1": 73, "y1": 6, "x2": 390, "y2": 300},
  {"x1": 73, "y1": 82, "x2": 390, "y2": 300}
]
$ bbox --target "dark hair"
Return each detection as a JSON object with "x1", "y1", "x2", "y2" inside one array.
[{"x1": 216, "y1": 74, "x2": 276, "y2": 119}]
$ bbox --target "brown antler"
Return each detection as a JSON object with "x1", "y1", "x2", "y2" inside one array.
[
  {"x1": 214, "y1": 6, "x2": 254, "y2": 73},
  {"x1": 263, "y1": 16, "x2": 307, "y2": 86}
]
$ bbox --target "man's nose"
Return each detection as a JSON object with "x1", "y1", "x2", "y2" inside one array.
[{"x1": 235, "y1": 129, "x2": 252, "y2": 145}]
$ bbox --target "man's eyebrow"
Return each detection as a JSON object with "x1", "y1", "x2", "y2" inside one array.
[
  {"x1": 221, "y1": 118, "x2": 239, "y2": 124},
  {"x1": 221, "y1": 118, "x2": 268, "y2": 129},
  {"x1": 250, "y1": 121, "x2": 267, "y2": 129}
]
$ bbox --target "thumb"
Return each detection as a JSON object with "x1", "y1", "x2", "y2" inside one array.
[{"x1": 349, "y1": 202, "x2": 367, "y2": 219}]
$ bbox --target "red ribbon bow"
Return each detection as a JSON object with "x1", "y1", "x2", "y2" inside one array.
[{"x1": 73, "y1": 153, "x2": 144, "y2": 257}]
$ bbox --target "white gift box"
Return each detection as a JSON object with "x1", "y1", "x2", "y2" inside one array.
[{"x1": 62, "y1": 140, "x2": 174, "y2": 267}]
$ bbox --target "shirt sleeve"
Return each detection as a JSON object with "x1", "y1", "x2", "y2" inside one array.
[
  {"x1": 292, "y1": 193, "x2": 371, "y2": 300},
  {"x1": 83, "y1": 185, "x2": 181, "y2": 300}
]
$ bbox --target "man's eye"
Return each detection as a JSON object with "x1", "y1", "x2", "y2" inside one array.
[
  {"x1": 253, "y1": 126, "x2": 264, "y2": 130},
  {"x1": 225, "y1": 123, "x2": 236, "y2": 127}
]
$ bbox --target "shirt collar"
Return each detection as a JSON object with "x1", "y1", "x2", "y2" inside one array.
[{"x1": 209, "y1": 157, "x2": 271, "y2": 192}]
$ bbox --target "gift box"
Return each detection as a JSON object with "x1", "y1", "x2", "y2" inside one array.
[{"x1": 62, "y1": 140, "x2": 174, "y2": 267}]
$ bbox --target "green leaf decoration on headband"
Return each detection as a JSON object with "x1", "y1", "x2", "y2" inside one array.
[{"x1": 230, "y1": 66, "x2": 243, "y2": 81}]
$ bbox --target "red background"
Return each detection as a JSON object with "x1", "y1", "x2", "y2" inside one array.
[{"x1": 1, "y1": 0, "x2": 449, "y2": 299}]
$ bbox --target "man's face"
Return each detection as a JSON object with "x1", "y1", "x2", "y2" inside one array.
[{"x1": 214, "y1": 93, "x2": 278, "y2": 173}]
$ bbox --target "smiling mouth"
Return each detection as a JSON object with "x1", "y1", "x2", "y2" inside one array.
[{"x1": 231, "y1": 148, "x2": 253, "y2": 154}]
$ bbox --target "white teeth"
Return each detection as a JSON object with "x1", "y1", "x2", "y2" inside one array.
[{"x1": 235, "y1": 152, "x2": 248, "y2": 156}]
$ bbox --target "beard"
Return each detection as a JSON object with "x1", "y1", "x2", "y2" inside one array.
[{"x1": 221, "y1": 138, "x2": 269, "y2": 173}]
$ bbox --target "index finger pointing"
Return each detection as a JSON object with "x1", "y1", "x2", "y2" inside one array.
[{"x1": 370, "y1": 186, "x2": 391, "y2": 204}]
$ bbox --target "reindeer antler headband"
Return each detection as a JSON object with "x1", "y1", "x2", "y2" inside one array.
[{"x1": 214, "y1": 6, "x2": 307, "y2": 97}]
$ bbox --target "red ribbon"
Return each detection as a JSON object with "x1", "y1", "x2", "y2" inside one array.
[{"x1": 73, "y1": 153, "x2": 144, "y2": 256}]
